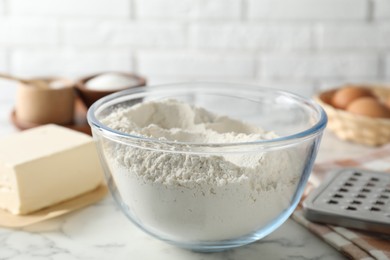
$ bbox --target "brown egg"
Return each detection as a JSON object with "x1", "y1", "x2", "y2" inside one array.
[
  {"x1": 346, "y1": 97, "x2": 390, "y2": 118},
  {"x1": 331, "y1": 86, "x2": 373, "y2": 109}
]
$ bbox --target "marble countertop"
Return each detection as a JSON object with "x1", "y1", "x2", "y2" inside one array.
[{"x1": 0, "y1": 86, "x2": 375, "y2": 260}]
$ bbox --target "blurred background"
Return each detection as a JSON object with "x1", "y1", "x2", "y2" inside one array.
[{"x1": 0, "y1": 0, "x2": 389, "y2": 98}]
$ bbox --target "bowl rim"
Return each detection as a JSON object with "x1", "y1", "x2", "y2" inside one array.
[{"x1": 87, "y1": 82, "x2": 327, "y2": 149}]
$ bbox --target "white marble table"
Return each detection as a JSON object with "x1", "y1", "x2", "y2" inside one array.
[{"x1": 0, "y1": 86, "x2": 375, "y2": 260}]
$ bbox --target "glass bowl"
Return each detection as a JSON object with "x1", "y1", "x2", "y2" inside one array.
[{"x1": 87, "y1": 82, "x2": 327, "y2": 252}]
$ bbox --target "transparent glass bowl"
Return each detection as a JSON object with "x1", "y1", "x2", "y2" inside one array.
[{"x1": 87, "y1": 82, "x2": 327, "y2": 252}]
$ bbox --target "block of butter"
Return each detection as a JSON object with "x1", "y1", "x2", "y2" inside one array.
[{"x1": 0, "y1": 124, "x2": 104, "y2": 215}]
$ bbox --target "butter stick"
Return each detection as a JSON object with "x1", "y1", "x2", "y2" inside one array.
[{"x1": 0, "y1": 125, "x2": 104, "y2": 215}]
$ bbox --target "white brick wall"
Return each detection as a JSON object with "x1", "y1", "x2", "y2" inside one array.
[
  {"x1": 374, "y1": 0, "x2": 390, "y2": 19},
  {"x1": 135, "y1": 0, "x2": 194, "y2": 20},
  {"x1": 63, "y1": 21, "x2": 187, "y2": 48},
  {"x1": 0, "y1": 0, "x2": 4, "y2": 15},
  {"x1": 261, "y1": 53, "x2": 379, "y2": 79},
  {"x1": 0, "y1": 17, "x2": 58, "y2": 46},
  {"x1": 193, "y1": 0, "x2": 242, "y2": 20},
  {"x1": 9, "y1": 0, "x2": 131, "y2": 17},
  {"x1": 0, "y1": 50, "x2": 6, "y2": 71},
  {"x1": 11, "y1": 49, "x2": 133, "y2": 78},
  {"x1": 319, "y1": 24, "x2": 390, "y2": 50},
  {"x1": 0, "y1": 0, "x2": 389, "y2": 97},
  {"x1": 248, "y1": 0, "x2": 368, "y2": 20},
  {"x1": 137, "y1": 51, "x2": 255, "y2": 79},
  {"x1": 190, "y1": 23, "x2": 312, "y2": 50},
  {"x1": 135, "y1": 0, "x2": 242, "y2": 20}
]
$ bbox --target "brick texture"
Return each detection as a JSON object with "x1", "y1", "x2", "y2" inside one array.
[
  {"x1": 135, "y1": 0, "x2": 193, "y2": 20},
  {"x1": 135, "y1": 0, "x2": 241, "y2": 20},
  {"x1": 261, "y1": 53, "x2": 379, "y2": 79},
  {"x1": 0, "y1": 50, "x2": 6, "y2": 71},
  {"x1": 63, "y1": 21, "x2": 187, "y2": 48},
  {"x1": 194, "y1": 0, "x2": 242, "y2": 20},
  {"x1": 0, "y1": 0, "x2": 4, "y2": 15},
  {"x1": 137, "y1": 51, "x2": 255, "y2": 78},
  {"x1": 0, "y1": 17, "x2": 58, "y2": 46},
  {"x1": 248, "y1": 0, "x2": 368, "y2": 20},
  {"x1": 9, "y1": 0, "x2": 130, "y2": 17},
  {"x1": 374, "y1": 0, "x2": 390, "y2": 19},
  {"x1": 191, "y1": 23, "x2": 312, "y2": 50},
  {"x1": 1, "y1": 0, "x2": 388, "y2": 96},
  {"x1": 11, "y1": 49, "x2": 133, "y2": 78},
  {"x1": 319, "y1": 24, "x2": 390, "y2": 50}
]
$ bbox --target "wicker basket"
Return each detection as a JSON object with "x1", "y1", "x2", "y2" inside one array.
[{"x1": 315, "y1": 86, "x2": 390, "y2": 146}]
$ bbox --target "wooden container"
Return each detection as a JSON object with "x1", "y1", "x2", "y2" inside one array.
[
  {"x1": 315, "y1": 85, "x2": 390, "y2": 146},
  {"x1": 74, "y1": 72, "x2": 146, "y2": 108},
  {"x1": 15, "y1": 78, "x2": 75, "y2": 125}
]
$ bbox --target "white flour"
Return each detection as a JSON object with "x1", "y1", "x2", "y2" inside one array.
[{"x1": 102, "y1": 99, "x2": 303, "y2": 241}]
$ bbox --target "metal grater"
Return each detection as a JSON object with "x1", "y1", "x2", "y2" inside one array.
[{"x1": 303, "y1": 168, "x2": 390, "y2": 234}]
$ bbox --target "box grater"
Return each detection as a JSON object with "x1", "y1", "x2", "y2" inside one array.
[{"x1": 303, "y1": 168, "x2": 390, "y2": 234}]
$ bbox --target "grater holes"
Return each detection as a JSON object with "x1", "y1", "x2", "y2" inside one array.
[
  {"x1": 310, "y1": 170, "x2": 390, "y2": 222},
  {"x1": 374, "y1": 200, "x2": 385, "y2": 205},
  {"x1": 349, "y1": 177, "x2": 358, "y2": 181}
]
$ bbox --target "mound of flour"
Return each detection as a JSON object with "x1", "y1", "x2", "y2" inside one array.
[{"x1": 102, "y1": 99, "x2": 303, "y2": 241}]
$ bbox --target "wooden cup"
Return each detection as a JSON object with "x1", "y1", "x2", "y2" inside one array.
[{"x1": 15, "y1": 79, "x2": 75, "y2": 125}]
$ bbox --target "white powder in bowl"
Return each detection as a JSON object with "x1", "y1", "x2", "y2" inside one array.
[
  {"x1": 86, "y1": 73, "x2": 140, "y2": 91},
  {"x1": 101, "y1": 99, "x2": 303, "y2": 241}
]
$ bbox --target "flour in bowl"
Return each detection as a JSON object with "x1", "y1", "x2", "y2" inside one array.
[{"x1": 101, "y1": 99, "x2": 304, "y2": 241}]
